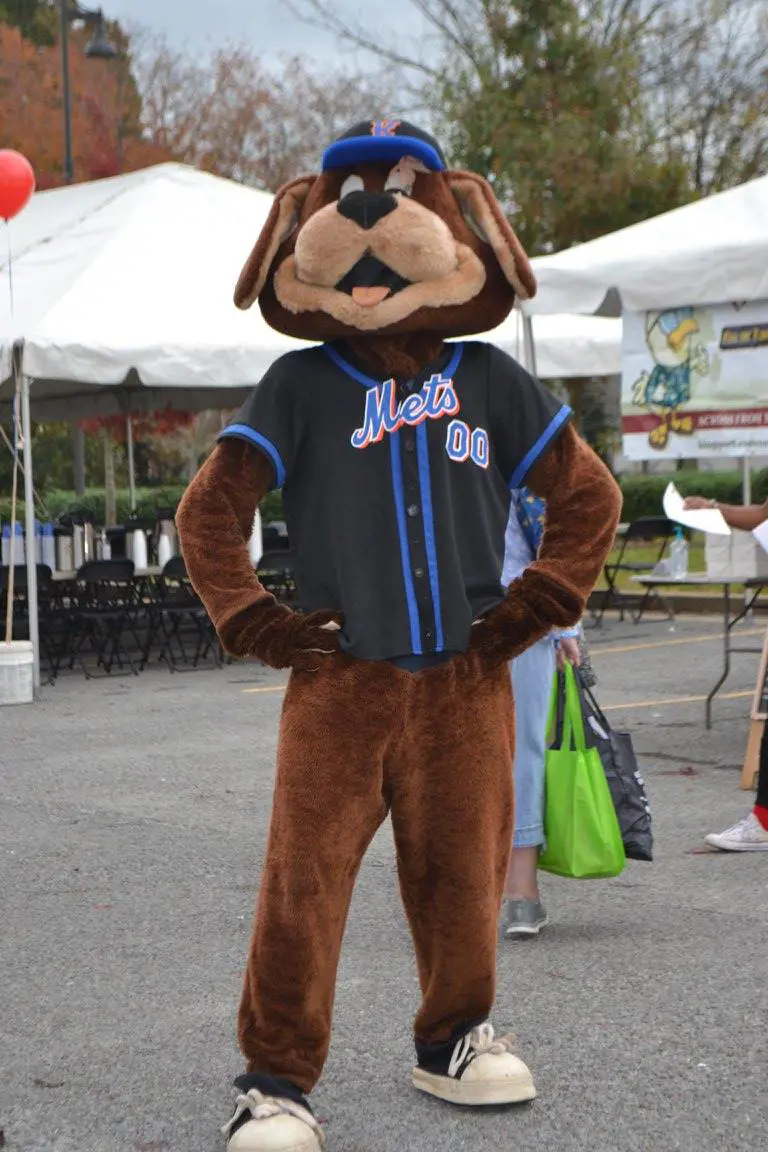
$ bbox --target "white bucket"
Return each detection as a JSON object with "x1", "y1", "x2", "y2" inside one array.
[{"x1": 0, "y1": 640, "x2": 34, "y2": 706}]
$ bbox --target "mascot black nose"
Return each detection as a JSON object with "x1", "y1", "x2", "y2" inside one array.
[{"x1": 337, "y1": 190, "x2": 398, "y2": 229}]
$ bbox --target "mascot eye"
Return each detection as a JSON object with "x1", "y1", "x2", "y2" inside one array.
[
  {"x1": 385, "y1": 172, "x2": 413, "y2": 197},
  {"x1": 385, "y1": 156, "x2": 428, "y2": 198},
  {"x1": 339, "y1": 174, "x2": 364, "y2": 199}
]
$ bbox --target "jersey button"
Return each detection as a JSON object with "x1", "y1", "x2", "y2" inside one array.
[
  {"x1": 414, "y1": 567, "x2": 425, "y2": 578},
  {"x1": 404, "y1": 437, "x2": 416, "y2": 452},
  {"x1": 407, "y1": 503, "x2": 420, "y2": 517}
]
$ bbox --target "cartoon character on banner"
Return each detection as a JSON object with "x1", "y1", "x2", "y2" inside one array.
[{"x1": 631, "y1": 308, "x2": 709, "y2": 450}]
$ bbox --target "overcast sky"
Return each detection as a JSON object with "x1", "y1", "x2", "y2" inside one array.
[{"x1": 104, "y1": 0, "x2": 424, "y2": 61}]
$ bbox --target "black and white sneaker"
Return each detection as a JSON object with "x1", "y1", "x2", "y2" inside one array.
[
  {"x1": 412, "y1": 1022, "x2": 536, "y2": 1106},
  {"x1": 221, "y1": 1086, "x2": 324, "y2": 1151}
]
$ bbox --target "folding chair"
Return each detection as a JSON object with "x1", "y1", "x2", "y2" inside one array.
[
  {"x1": 597, "y1": 516, "x2": 676, "y2": 624},
  {"x1": 145, "y1": 556, "x2": 221, "y2": 672},
  {"x1": 67, "y1": 559, "x2": 144, "y2": 677}
]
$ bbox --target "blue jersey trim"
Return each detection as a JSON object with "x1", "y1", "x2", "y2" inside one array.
[
  {"x1": 220, "y1": 424, "x2": 286, "y2": 488},
  {"x1": 390, "y1": 431, "x2": 422, "y2": 656},
  {"x1": 323, "y1": 344, "x2": 378, "y2": 388},
  {"x1": 444, "y1": 341, "x2": 464, "y2": 379},
  {"x1": 508, "y1": 405, "x2": 572, "y2": 489},
  {"x1": 416, "y1": 422, "x2": 444, "y2": 652}
]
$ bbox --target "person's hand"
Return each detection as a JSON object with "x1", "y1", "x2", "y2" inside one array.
[
  {"x1": 683, "y1": 495, "x2": 715, "y2": 511},
  {"x1": 556, "y1": 636, "x2": 581, "y2": 671}
]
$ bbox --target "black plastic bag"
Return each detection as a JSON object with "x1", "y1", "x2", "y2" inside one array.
[{"x1": 579, "y1": 676, "x2": 653, "y2": 862}]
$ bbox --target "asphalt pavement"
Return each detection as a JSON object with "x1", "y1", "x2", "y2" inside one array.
[{"x1": 2, "y1": 614, "x2": 767, "y2": 1152}]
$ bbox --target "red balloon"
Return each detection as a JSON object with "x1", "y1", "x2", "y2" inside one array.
[{"x1": 0, "y1": 150, "x2": 35, "y2": 221}]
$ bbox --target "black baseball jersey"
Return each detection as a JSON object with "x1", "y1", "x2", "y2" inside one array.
[{"x1": 220, "y1": 341, "x2": 571, "y2": 661}]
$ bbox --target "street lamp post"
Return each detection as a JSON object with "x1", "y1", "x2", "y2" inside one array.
[{"x1": 59, "y1": 1, "x2": 118, "y2": 185}]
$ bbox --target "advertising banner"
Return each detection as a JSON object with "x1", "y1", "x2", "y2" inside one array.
[{"x1": 621, "y1": 301, "x2": 768, "y2": 460}]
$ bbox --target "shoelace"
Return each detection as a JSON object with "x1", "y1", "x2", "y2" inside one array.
[
  {"x1": 447, "y1": 1022, "x2": 517, "y2": 1077},
  {"x1": 221, "y1": 1088, "x2": 325, "y2": 1146}
]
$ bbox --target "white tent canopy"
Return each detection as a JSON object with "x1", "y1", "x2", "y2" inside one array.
[
  {"x1": 0, "y1": 162, "x2": 621, "y2": 419},
  {"x1": 0, "y1": 163, "x2": 297, "y2": 419},
  {"x1": 524, "y1": 173, "x2": 768, "y2": 315},
  {"x1": 485, "y1": 311, "x2": 619, "y2": 378}
]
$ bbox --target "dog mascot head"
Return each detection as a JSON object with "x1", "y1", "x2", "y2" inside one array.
[{"x1": 234, "y1": 119, "x2": 536, "y2": 349}]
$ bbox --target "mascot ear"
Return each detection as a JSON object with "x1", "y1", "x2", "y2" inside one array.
[
  {"x1": 234, "y1": 176, "x2": 317, "y2": 310},
  {"x1": 446, "y1": 170, "x2": 536, "y2": 301}
]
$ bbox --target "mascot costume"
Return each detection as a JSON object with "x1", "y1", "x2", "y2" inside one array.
[{"x1": 176, "y1": 119, "x2": 622, "y2": 1151}]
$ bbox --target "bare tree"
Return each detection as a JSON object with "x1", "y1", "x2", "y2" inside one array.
[
  {"x1": 285, "y1": 0, "x2": 498, "y2": 91},
  {"x1": 131, "y1": 33, "x2": 399, "y2": 190},
  {"x1": 287, "y1": 0, "x2": 768, "y2": 196},
  {"x1": 641, "y1": 0, "x2": 768, "y2": 193}
]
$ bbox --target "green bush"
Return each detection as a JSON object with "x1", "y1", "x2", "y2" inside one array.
[
  {"x1": 618, "y1": 469, "x2": 768, "y2": 522},
  {"x1": 2, "y1": 471, "x2": 765, "y2": 529},
  {"x1": 0, "y1": 484, "x2": 285, "y2": 526},
  {"x1": 0, "y1": 485, "x2": 188, "y2": 526},
  {"x1": 260, "y1": 489, "x2": 284, "y2": 523}
]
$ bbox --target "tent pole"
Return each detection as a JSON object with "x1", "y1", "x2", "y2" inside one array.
[
  {"x1": 521, "y1": 312, "x2": 538, "y2": 376},
  {"x1": 19, "y1": 349, "x2": 40, "y2": 696},
  {"x1": 742, "y1": 457, "x2": 752, "y2": 505},
  {"x1": 126, "y1": 415, "x2": 136, "y2": 512}
]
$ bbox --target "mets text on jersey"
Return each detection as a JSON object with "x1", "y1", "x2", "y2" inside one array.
[
  {"x1": 350, "y1": 374, "x2": 489, "y2": 468},
  {"x1": 351, "y1": 374, "x2": 460, "y2": 448}
]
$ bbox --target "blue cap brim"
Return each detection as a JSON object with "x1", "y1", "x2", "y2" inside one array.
[{"x1": 321, "y1": 135, "x2": 445, "y2": 173}]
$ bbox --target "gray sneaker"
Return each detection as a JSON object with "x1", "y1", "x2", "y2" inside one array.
[{"x1": 500, "y1": 899, "x2": 549, "y2": 940}]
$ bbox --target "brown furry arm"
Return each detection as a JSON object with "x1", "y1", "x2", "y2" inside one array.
[
  {"x1": 524, "y1": 424, "x2": 623, "y2": 614},
  {"x1": 470, "y1": 425, "x2": 622, "y2": 666},
  {"x1": 176, "y1": 439, "x2": 340, "y2": 668}
]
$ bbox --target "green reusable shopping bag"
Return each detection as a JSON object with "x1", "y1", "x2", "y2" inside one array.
[{"x1": 538, "y1": 664, "x2": 626, "y2": 879}]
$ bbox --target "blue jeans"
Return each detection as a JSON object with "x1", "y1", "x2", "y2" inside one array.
[{"x1": 510, "y1": 635, "x2": 555, "y2": 849}]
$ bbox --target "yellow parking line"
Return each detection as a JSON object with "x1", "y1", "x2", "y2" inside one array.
[
  {"x1": 601, "y1": 689, "x2": 752, "y2": 712},
  {"x1": 242, "y1": 683, "x2": 753, "y2": 711},
  {"x1": 242, "y1": 682, "x2": 752, "y2": 717},
  {"x1": 596, "y1": 627, "x2": 763, "y2": 656}
]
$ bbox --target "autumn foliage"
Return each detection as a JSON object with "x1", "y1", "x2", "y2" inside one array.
[
  {"x1": 0, "y1": 8, "x2": 395, "y2": 194},
  {"x1": 0, "y1": 22, "x2": 171, "y2": 187},
  {"x1": 133, "y1": 39, "x2": 396, "y2": 192},
  {"x1": 79, "y1": 411, "x2": 195, "y2": 444}
]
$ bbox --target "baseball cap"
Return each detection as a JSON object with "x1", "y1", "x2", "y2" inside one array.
[{"x1": 321, "y1": 119, "x2": 447, "y2": 173}]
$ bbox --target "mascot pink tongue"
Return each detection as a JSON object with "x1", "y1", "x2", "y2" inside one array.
[
  {"x1": 176, "y1": 118, "x2": 622, "y2": 1152},
  {"x1": 352, "y1": 285, "x2": 390, "y2": 305}
]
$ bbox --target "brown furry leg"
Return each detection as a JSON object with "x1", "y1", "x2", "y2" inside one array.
[
  {"x1": 388, "y1": 658, "x2": 515, "y2": 1045},
  {"x1": 238, "y1": 656, "x2": 402, "y2": 1092}
]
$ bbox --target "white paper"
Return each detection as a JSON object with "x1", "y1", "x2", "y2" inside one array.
[
  {"x1": 662, "y1": 482, "x2": 731, "y2": 535},
  {"x1": 753, "y1": 520, "x2": 768, "y2": 555}
]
